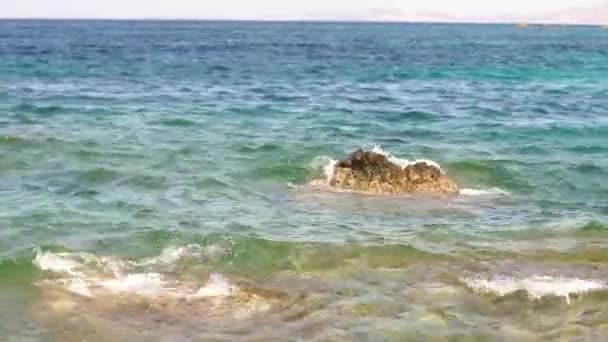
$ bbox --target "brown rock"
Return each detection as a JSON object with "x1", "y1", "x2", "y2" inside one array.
[{"x1": 329, "y1": 149, "x2": 458, "y2": 195}]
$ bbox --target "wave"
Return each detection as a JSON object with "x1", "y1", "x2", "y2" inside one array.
[
  {"x1": 579, "y1": 221, "x2": 608, "y2": 232},
  {"x1": 286, "y1": 182, "x2": 305, "y2": 189},
  {"x1": 462, "y1": 275, "x2": 607, "y2": 304},
  {"x1": 195, "y1": 176, "x2": 233, "y2": 190},
  {"x1": 0, "y1": 135, "x2": 31, "y2": 146},
  {"x1": 151, "y1": 118, "x2": 197, "y2": 127},
  {"x1": 310, "y1": 155, "x2": 337, "y2": 182},
  {"x1": 237, "y1": 143, "x2": 282, "y2": 153},
  {"x1": 445, "y1": 159, "x2": 527, "y2": 194},
  {"x1": 77, "y1": 167, "x2": 122, "y2": 184},
  {"x1": 138, "y1": 244, "x2": 227, "y2": 266},
  {"x1": 459, "y1": 187, "x2": 511, "y2": 196},
  {"x1": 33, "y1": 246, "x2": 233, "y2": 299},
  {"x1": 12, "y1": 103, "x2": 64, "y2": 114},
  {"x1": 94, "y1": 272, "x2": 235, "y2": 298},
  {"x1": 252, "y1": 164, "x2": 310, "y2": 181},
  {"x1": 370, "y1": 145, "x2": 443, "y2": 171}
]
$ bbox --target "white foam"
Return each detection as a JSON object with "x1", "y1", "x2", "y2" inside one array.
[
  {"x1": 34, "y1": 251, "x2": 82, "y2": 276},
  {"x1": 311, "y1": 156, "x2": 338, "y2": 182},
  {"x1": 97, "y1": 272, "x2": 234, "y2": 298},
  {"x1": 64, "y1": 278, "x2": 94, "y2": 297},
  {"x1": 460, "y1": 188, "x2": 511, "y2": 196},
  {"x1": 139, "y1": 244, "x2": 203, "y2": 266},
  {"x1": 203, "y1": 244, "x2": 228, "y2": 260},
  {"x1": 193, "y1": 273, "x2": 236, "y2": 298},
  {"x1": 34, "y1": 251, "x2": 97, "y2": 297},
  {"x1": 98, "y1": 273, "x2": 169, "y2": 297},
  {"x1": 463, "y1": 275, "x2": 607, "y2": 303},
  {"x1": 371, "y1": 145, "x2": 443, "y2": 171},
  {"x1": 34, "y1": 250, "x2": 237, "y2": 299},
  {"x1": 286, "y1": 182, "x2": 304, "y2": 189},
  {"x1": 34, "y1": 250, "x2": 128, "y2": 278}
]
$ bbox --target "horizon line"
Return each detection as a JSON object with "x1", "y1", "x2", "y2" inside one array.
[{"x1": 0, "y1": 17, "x2": 605, "y2": 27}]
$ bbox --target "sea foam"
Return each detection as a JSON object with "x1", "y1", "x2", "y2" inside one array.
[
  {"x1": 98, "y1": 273, "x2": 169, "y2": 297},
  {"x1": 462, "y1": 275, "x2": 607, "y2": 303},
  {"x1": 34, "y1": 248, "x2": 236, "y2": 299},
  {"x1": 34, "y1": 251, "x2": 83, "y2": 276},
  {"x1": 459, "y1": 187, "x2": 511, "y2": 196},
  {"x1": 371, "y1": 145, "x2": 443, "y2": 171},
  {"x1": 138, "y1": 244, "x2": 204, "y2": 266}
]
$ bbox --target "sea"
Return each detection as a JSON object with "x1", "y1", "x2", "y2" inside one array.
[{"x1": 0, "y1": 20, "x2": 608, "y2": 341}]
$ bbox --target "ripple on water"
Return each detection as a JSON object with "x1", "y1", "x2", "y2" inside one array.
[
  {"x1": 379, "y1": 110, "x2": 439, "y2": 123},
  {"x1": 150, "y1": 118, "x2": 197, "y2": 127},
  {"x1": 236, "y1": 143, "x2": 282, "y2": 153},
  {"x1": 579, "y1": 221, "x2": 608, "y2": 232},
  {"x1": 250, "y1": 164, "x2": 311, "y2": 182},
  {"x1": 0, "y1": 135, "x2": 31, "y2": 146},
  {"x1": 446, "y1": 159, "x2": 530, "y2": 193},
  {"x1": 76, "y1": 168, "x2": 122, "y2": 184},
  {"x1": 118, "y1": 175, "x2": 167, "y2": 191},
  {"x1": 194, "y1": 176, "x2": 233, "y2": 190},
  {"x1": 566, "y1": 144, "x2": 608, "y2": 154},
  {"x1": 72, "y1": 148, "x2": 102, "y2": 161}
]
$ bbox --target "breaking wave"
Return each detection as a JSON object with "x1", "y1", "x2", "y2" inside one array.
[
  {"x1": 462, "y1": 275, "x2": 607, "y2": 303},
  {"x1": 370, "y1": 145, "x2": 443, "y2": 171},
  {"x1": 33, "y1": 246, "x2": 233, "y2": 299},
  {"x1": 459, "y1": 187, "x2": 511, "y2": 196}
]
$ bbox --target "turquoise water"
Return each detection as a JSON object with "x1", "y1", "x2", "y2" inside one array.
[{"x1": 1, "y1": 21, "x2": 608, "y2": 340}]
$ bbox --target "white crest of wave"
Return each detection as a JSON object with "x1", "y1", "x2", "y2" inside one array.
[
  {"x1": 65, "y1": 278, "x2": 94, "y2": 297},
  {"x1": 286, "y1": 182, "x2": 304, "y2": 189},
  {"x1": 97, "y1": 272, "x2": 235, "y2": 298},
  {"x1": 139, "y1": 244, "x2": 204, "y2": 266},
  {"x1": 460, "y1": 187, "x2": 511, "y2": 196},
  {"x1": 34, "y1": 251, "x2": 82, "y2": 276},
  {"x1": 34, "y1": 249, "x2": 236, "y2": 299},
  {"x1": 463, "y1": 275, "x2": 607, "y2": 303},
  {"x1": 371, "y1": 145, "x2": 443, "y2": 171},
  {"x1": 194, "y1": 273, "x2": 236, "y2": 297},
  {"x1": 98, "y1": 273, "x2": 168, "y2": 297},
  {"x1": 311, "y1": 155, "x2": 338, "y2": 182}
]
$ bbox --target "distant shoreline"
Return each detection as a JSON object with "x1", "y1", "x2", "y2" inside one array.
[{"x1": 0, "y1": 18, "x2": 605, "y2": 27}]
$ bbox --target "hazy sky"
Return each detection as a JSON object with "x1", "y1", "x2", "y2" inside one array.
[{"x1": 0, "y1": 0, "x2": 604, "y2": 20}]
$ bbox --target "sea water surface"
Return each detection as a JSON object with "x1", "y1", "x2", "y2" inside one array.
[{"x1": 1, "y1": 20, "x2": 608, "y2": 341}]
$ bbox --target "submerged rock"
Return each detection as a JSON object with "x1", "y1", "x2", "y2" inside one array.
[{"x1": 329, "y1": 149, "x2": 458, "y2": 195}]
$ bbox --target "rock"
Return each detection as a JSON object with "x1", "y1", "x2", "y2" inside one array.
[{"x1": 329, "y1": 149, "x2": 458, "y2": 195}]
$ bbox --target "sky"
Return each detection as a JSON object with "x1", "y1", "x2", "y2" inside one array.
[{"x1": 0, "y1": 0, "x2": 606, "y2": 23}]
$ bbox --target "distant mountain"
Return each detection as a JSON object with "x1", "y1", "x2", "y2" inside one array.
[
  {"x1": 522, "y1": 2, "x2": 608, "y2": 25},
  {"x1": 300, "y1": 2, "x2": 608, "y2": 26}
]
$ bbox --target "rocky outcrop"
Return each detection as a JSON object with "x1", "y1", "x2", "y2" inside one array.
[{"x1": 329, "y1": 149, "x2": 458, "y2": 195}]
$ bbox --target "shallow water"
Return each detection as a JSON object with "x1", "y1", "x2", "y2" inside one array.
[{"x1": 1, "y1": 20, "x2": 608, "y2": 340}]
